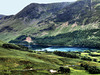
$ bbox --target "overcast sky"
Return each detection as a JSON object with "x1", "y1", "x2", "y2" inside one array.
[{"x1": 0, "y1": 0, "x2": 77, "y2": 15}]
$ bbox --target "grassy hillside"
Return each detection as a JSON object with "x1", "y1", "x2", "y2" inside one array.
[
  {"x1": 10, "y1": 27, "x2": 100, "y2": 48},
  {"x1": 1, "y1": 41, "x2": 100, "y2": 75},
  {"x1": 33, "y1": 29, "x2": 100, "y2": 48},
  {"x1": 0, "y1": 41, "x2": 59, "y2": 74}
]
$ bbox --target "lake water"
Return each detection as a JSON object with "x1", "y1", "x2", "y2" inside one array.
[{"x1": 34, "y1": 46, "x2": 97, "y2": 52}]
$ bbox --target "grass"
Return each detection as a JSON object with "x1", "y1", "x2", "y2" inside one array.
[
  {"x1": 1, "y1": 41, "x2": 100, "y2": 75},
  {"x1": 0, "y1": 19, "x2": 99, "y2": 43}
]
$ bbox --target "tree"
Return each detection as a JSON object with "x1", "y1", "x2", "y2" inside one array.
[
  {"x1": 58, "y1": 67, "x2": 70, "y2": 73},
  {"x1": 93, "y1": 59, "x2": 97, "y2": 62}
]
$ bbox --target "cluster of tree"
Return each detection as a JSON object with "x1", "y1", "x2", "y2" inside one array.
[
  {"x1": 53, "y1": 51, "x2": 79, "y2": 58},
  {"x1": 9, "y1": 35, "x2": 27, "y2": 44},
  {"x1": 89, "y1": 53, "x2": 100, "y2": 56},
  {"x1": 2, "y1": 43, "x2": 29, "y2": 51},
  {"x1": 84, "y1": 50, "x2": 91, "y2": 53},
  {"x1": 9, "y1": 29, "x2": 100, "y2": 49},
  {"x1": 80, "y1": 63, "x2": 100, "y2": 74},
  {"x1": 81, "y1": 56, "x2": 99, "y2": 62},
  {"x1": 58, "y1": 67, "x2": 70, "y2": 74},
  {"x1": 97, "y1": 50, "x2": 100, "y2": 53},
  {"x1": 81, "y1": 56, "x2": 92, "y2": 61},
  {"x1": 33, "y1": 29, "x2": 100, "y2": 48},
  {"x1": 93, "y1": 58, "x2": 98, "y2": 62}
]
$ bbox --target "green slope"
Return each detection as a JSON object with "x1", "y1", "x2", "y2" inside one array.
[
  {"x1": 10, "y1": 25, "x2": 100, "y2": 48},
  {"x1": 0, "y1": 41, "x2": 59, "y2": 74},
  {"x1": 1, "y1": 41, "x2": 100, "y2": 75}
]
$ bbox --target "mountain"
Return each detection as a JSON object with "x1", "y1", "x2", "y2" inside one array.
[
  {"x1": 0, "y1": 0, "x2": 100, "y2": 48},
  {"x1": 0, "y1": 2, "x2": 71, "y2": 42},
  {"x1": 44, "y1": 0, "x2": 100, "y2": 25},
  {"x1": 15, "y1": 2, "x2": 71, "y2": 20}
]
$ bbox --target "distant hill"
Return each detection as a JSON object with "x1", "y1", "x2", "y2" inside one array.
[{"x1": 0, "y1": 0, "x2": 100, "y2": 48}]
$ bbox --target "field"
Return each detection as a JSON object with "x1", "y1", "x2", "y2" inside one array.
[{"x1": 0, "y1": 41, "x2": 100, "y2": 75}]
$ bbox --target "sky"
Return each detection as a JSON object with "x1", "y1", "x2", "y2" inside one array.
[{"x1": 0, "y1": 0, "x2": 77, "y2": 15}]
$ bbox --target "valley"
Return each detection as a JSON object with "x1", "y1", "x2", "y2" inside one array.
[{"x1": 0, "y1": 0, "x2": 100, "y2": 75}]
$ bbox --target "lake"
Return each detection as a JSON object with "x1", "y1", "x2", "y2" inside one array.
[{"x1": 33, "y1": 46, "x2": 97, "y2": 52}]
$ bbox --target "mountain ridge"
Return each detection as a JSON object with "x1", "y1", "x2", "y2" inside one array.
[
  {"x1": 0, "y1": 2, "x2": 71, "y2": 42},
  {"x1": 0, "y1": 0, "x2": 100, "y2": 48}
]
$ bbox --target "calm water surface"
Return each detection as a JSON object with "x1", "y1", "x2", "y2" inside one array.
[{"x1": 34, "y1": 46, "x2": 97, "y2": 52}]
